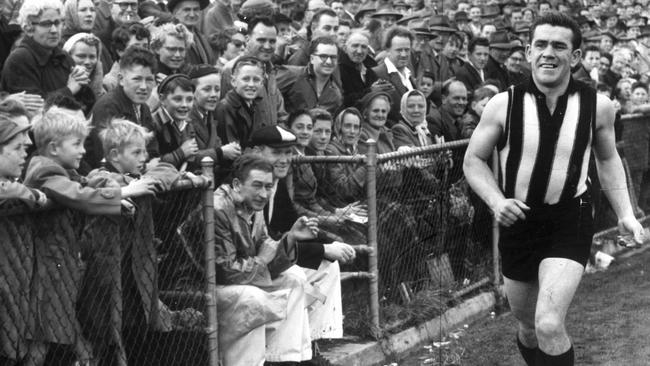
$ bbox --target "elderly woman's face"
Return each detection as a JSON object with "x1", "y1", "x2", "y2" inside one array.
[
  {"x1": 340, "y1": 113, "x2": 361, "y2": 147},
  {"x1": 30, "y1": 8, "x2": 63, "y2": 49},
  {"x1": 366, "y1": 97, "x2": 390, "y2": 128},
  {"x1": 70, "y1": 41, "x2": 98, "y2": 74},
  {"x1": 405, "y1": 95, "x2": 427, "y2": 122},
  {"x1": 158, "y1": 36, "x2": 186, "y2": 70},
  {"x1": 76, "y1": 0, "x2": 96, "y2": 31}
]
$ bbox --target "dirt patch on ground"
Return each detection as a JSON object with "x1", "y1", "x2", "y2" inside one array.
[{"x1": 399, "y1": 247, "x2": 650, "y2": 365}]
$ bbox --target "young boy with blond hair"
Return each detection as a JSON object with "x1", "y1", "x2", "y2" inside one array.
[
  {"x1": 86, "y1": 118, "x2": 204, "y2": 364},
  {"x1": 23, "y1": 108, "x2": 157, "y2": 365}
]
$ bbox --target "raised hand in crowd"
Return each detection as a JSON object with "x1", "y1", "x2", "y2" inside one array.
[
  {"x1": 180, "y1": 137, "x2": 199, "y2": 158},
  {"x1": 221, "y1": 141, "x2": 242, "y2": 160},
  {"x1": 8, "y1": 92, "x2": 44, "y2": 117},
  {"x1": 289, "y1": 216, "x2": 320, "y2": 243},
  {"x1": 67, "y1": 65, "x2": 90, "y2": 95}
]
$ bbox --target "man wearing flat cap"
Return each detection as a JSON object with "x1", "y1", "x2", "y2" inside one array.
[
  {"x1": 249, "y1": 125, "x2": 357, "y2": 355},
  {"x1": 485, "y1": 30, "x2": 513, "y2": 90},
  {"x1": 169, "y1": 0, "x2": 216, "y2": 66}
]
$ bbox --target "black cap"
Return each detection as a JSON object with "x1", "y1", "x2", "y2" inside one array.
[
  {"x1": 250, "y1": 125, "x2": 297, "y2": 148},
  {"x1": 188, "y1": 64, "x2": 218, "y2": 79}
]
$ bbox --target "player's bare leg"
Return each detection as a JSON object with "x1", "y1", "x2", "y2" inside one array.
[
  {"x1": 534, "y1": 257, "x2": 584, "y2": 365},
  {"x1": 504, "y1": 276, "x2": 539, "y2": 366}
]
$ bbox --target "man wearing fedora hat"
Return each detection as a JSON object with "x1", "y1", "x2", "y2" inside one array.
[
  {"x1": 169, "y1": 0, "x2": 216, "y2": 66},
  {"x1": 422, "y1": 15, "x2": 457, "y2": 84},
  {"x1": 370, "y1": 5, "x2": 403, "y2": 29},
  {"x1": 485, "y1": 30, "x2": 514, "y2": 90}
]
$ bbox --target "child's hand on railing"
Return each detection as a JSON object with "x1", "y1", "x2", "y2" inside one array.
[{"x1": 122, "y1": 177, "x2": 160, "y2": 198}]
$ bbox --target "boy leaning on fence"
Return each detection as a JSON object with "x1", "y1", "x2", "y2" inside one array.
[
  {"x1": 22, "y1": 107, "x2": 157, "y2": 365},
  {"x1": 85, "y1": 118, "x2": 204, "y2": 364},
  {"x1": 0, "y1": 98, "x2": 47, "y2": 366}
]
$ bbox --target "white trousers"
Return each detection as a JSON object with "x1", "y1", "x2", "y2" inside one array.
[
  {"x1": 304, "y1": 260, "x2": 343, "y2": 340},
  {"x1": 217, "y1": 265, "x2": 312, "y2": 365}
]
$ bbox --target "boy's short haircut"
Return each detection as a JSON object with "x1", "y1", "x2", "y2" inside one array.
[
  {"x1": 119, "y1": 46, "x2": 158, "y2": 73},
  {"x1": 232, "y1": 56, "x2": 265, "y2": 76},
  {"x1": 32, "y1": 107, "x2": 89, "y2": 154},
  {"x1": 99, "y1": 118, "x2": 154, "y2": 157},
  {"x1": 232, "y1": 153, "x2": 273, "y2": 183},
  {"x1": 583, "y1": 44, "x2": 601, "y2": 55},
  {"x1": 308, "y1": 107, "x2": 333, "y2": 123},
  {"x1": 157, "y1": 74, "x2": 195, "y2": 96}
]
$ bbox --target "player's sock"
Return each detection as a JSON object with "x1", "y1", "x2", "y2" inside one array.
[
  {"x1": 516, "y1": 337, "x2": 537, "y2": 366},
  {"x1": 535, "y1": 345, "x2": 574, "y2": 366}
]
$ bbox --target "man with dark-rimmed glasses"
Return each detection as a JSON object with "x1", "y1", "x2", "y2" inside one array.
[{"x1": 277, "y1": 36, "x2": 343, "y2": 117}]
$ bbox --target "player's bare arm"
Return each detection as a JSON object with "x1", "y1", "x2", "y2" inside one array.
[
  {"x1": 592, "y1": 94, "x2": 645, "y2": 242},
  {"x1": 464, "y1": 92, "x2": 530, "y2": 227}
]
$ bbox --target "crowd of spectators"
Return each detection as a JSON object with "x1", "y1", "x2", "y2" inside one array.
[{"x1": 2, "y1": 0, "x2": 650, "y2": 364}]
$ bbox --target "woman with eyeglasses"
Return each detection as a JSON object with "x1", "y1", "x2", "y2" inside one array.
[
  {"x1": 150, "y1": 22, "x2": 193, "y2": 80},
  {"x1": 1, "y1": 0, "x2": 90, "y2": 104},
  {"x1": 62, "y1": 33, "x2": 106, "y2": 114}
]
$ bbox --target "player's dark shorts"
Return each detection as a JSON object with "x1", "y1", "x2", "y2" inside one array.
[{"x1": 499, "y1": 193, "x2": 594, "y2": 282}]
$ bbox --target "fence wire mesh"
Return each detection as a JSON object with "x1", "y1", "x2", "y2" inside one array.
[
  {"x1": 0, "y1": 181, "x2": 211, "y2": 366},
  {"x1": 374, "y1": 142, "x2": 493, "y2": 331}
]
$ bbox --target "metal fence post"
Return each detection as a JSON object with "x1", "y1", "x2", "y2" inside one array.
[
  {"x1": 365, "y1": 139, "x2": 380, "y2": 337},
  {"x1": 201, "y1": 157, "x2": 219, "y2": 365}
]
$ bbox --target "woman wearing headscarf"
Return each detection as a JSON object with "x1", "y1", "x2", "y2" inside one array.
[
  {"x1": 62, "y1": 0, "x2": 113, "y2": 74},
  {"x1": 391, "y1": 89, "x2": 434, "y2": 148},
  {"x1": 321, "y1": 107, "x2": 367, "y2": 208},
  {"x1": 62, "y1": 32, "x2": 105, "y2": 113}
]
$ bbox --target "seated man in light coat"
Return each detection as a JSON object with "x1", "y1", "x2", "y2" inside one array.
[{"x1": 213, "y1": 153, "x2": 320, "y2": 366}]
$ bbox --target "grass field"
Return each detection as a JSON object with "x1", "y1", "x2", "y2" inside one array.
[{"x1": 399, "y1": 246, "x2": 650, "y2": 366}]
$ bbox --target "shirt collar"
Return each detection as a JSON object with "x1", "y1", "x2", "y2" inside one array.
[
  {"x1": 157, "y1": 107, "x2": 187, "y2": 130},
  {"x1": 384, "y1": 57, "x2": 411, "y2": 78}
]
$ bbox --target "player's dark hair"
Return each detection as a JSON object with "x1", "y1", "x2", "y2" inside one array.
[{"x1": 529, "y1": 12, "x2": 582, "y2": 51}]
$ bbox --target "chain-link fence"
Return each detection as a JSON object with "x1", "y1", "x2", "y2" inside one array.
[
  {"x1": 0, "y1": 163, "x2": 217, "y2": 366},
  {"x1": 291, "y1": 140, "x2": 495, "y2": 337},
  {"x1": 374, "y1": 140, "x2": 494, "y2": 332}
]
